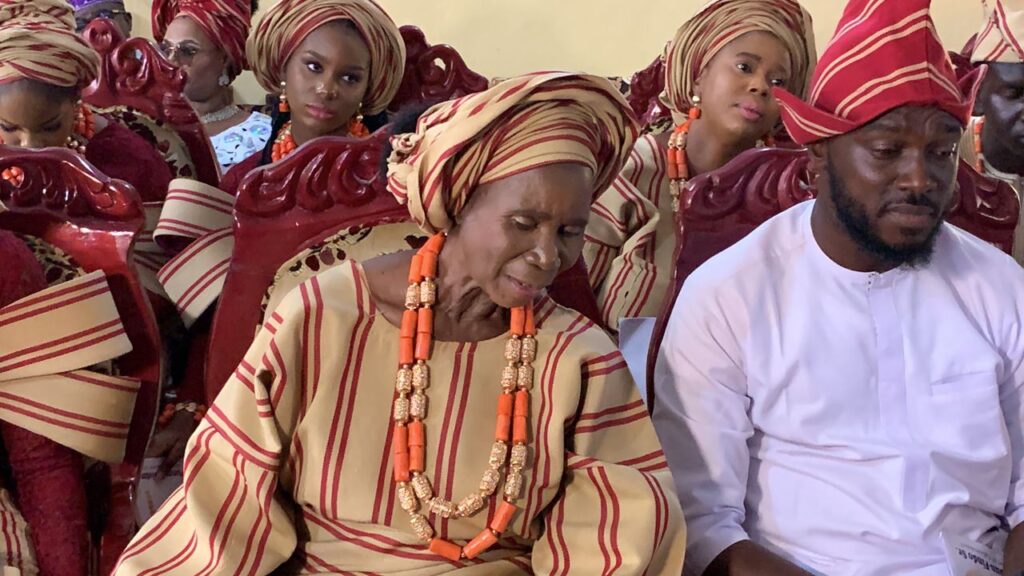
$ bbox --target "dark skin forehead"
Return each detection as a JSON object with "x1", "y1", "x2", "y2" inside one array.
[
  {"x1": 981, "y1": 61, "x2": 1024, "y2": 94},
  {"x1": 848, "y1": 105, "x2": 962, "y2": 139}
]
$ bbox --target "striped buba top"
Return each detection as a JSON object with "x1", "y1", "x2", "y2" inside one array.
[
  {"x1": 115, "y1": 260, "x2": 685, "y2": 575},
  {"x1": 584, "y1": 134, "x2": 673, "y2": 332}
]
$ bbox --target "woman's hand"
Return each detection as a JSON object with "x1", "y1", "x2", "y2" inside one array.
[{"x1": 145, "y1": 410, "x2": 199, "y2": 479}]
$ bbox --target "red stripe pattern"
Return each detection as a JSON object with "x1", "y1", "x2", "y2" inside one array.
[
  {"x1": 0, "y1": 270, "x2": 140, "y2": 463},
  {"x1": 971, "y1": 0, "x2": 1024, "y2": 63},
  {"x1": 774, "y1": 0, "x2": 977, "y2": 144},
  {"x1": 114, "y1": 261, "x2": 684, "y2": 574},
  {"x1": 583, "y1": 134, "x2": 674, "y2": 331}
]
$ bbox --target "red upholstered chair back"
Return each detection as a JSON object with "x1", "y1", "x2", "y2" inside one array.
[
  {"x1": 81, "y1": 18, "x2": 220, "y2": 187},
  {"x1": 0, "y1": 145, "x2": 162, "y2": 575},
  {"x1": 644, "y1": 147, "x2": 1020, "y2": 406}
]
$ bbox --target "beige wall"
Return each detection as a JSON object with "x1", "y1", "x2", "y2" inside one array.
[{"x1": 125, "y1": 0, "x2": 984, "y2": 104}]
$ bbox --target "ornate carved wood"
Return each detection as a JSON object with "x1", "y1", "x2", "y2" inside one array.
[
  {"x1": 0, "y1": 146, "x2": 161, "y2": 575},
  {"x1": 645, "y1": 146, "x2": 1020, "y2": 405},
  {"x1": 389, "y1": 25, "x2": 490, "y2": 112},
  {"x1": 81, "y1": 18, "x2": 220, "y2": 186},
  {"x1": 627, "y1": 55, "x2": 671, "y2": 128}
]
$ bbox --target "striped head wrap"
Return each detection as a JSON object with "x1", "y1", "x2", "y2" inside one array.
[
  {"x1": 152, "y1": 0, "x2": 252, "y2": 74},
  {"x1": 774, "y1": 0, "x2": 980, "y2": 145},
  {"x1": 972, "y1": 0, "x2": 1024, "y2": 63},
  {"x1": 246, "y1": 0, "x2": 405, "y2": 115},
  {"x1": 386, "y1": 72, "x2": 640, "y2": 234},
  {"x1": 664, "y1": 0, "x2": 817, "y2": 114},
  {"x1": 0, "y1": 0, "x2": 99, "y2": 89}
]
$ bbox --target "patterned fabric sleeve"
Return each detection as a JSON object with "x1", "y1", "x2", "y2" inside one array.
[
  {"x1": 530, "y1": 350, "x2": 686, "y2": 574},
  {"x1": 113, "y1": 286, "x2": 309, "y2": 575},
  {"x1": 583, "y1": 147, "x2": 662, "y2": 332}
]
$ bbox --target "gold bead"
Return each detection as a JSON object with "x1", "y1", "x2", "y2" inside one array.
[
  {"x1": 409, "y1": 513, "x2": 433, "y2": 542},
  {"x1": 504, "y1": 338, "x2": 522, "y2": 362},
  {"x1": 412, "y1": 473, "x2": 433, "y2": 500},
  {"x1": 393, "y1": 396, "x2": 410, "y2": 421},
  {"x1": 501, "y1": 365, "x2": 517, "y2": 391},
  {"x1": 429, "y1": 498, "x2": 455, "y2": 518},
  {"x1": 410, "y1": 392, "x2": 428, "y2": 419},
  {"x1": 396, "y1": 368, "x2": 412, "y2": 394},
  {"x1": 480, "y1": 468, "x2": 501, "y2": 494},
  {"x1": 405, "y1": 284, "x2": 420, "y2": 309},
  {"x1": 510, "y1": 444, "x2": 528, "y2": 469},
  {"x1": 504, "y1": 470, "x2": 523, "y2": 501},
  {"x1": 397, "y1": 482, "x2": 418, "y2": 513},
  {"x1": 488, "y1": 441, "x2": 508, "y2": 468},
  {"x1": 516, "y1": 365, "x2": 534, "y2": 390},
  {"x1": 520, "y1": 337, "x2": 537, "y2": 363},
  {"x1": 412, "y1": 362, "x2": 429, "y2": 390},
  {"x1": 456, "y1": 492, "x2": 485, "y2": 517},
  {"x1": 419, "y1": 279, "x2": 437, "y2": 307}
]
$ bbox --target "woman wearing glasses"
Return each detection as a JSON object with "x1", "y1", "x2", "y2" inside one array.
[{"x1": 153, "y1": 0, "x2": 270, "y2": 175}]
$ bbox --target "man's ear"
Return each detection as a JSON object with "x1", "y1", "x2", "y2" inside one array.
[{"x1": 807, "y1": 139, "x2": 828, "y2": 177}]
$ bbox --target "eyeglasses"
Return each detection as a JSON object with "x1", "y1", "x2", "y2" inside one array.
[
  {"x1": 158, "y1": 41, "x2": 203, "y2": 62},
  {"x1": 75, "y1": 9, "x2": 130, "y2": 33}
]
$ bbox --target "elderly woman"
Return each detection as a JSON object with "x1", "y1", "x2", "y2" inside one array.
[
  {"x1": 584, "y1": 0, "x2": 816, "y2": 331},
  {"x1": 114, "y1": 72, "x2": 685, "y2": 575},
  {"x1": 153, "y1": 0, "x2": 269, "y2": 175},
  {"x1": 0, "y1": 0, "x2": 172, "y2": 201},
  {"x1": 218, "y1": 0, "x2": 405, "y2": 194}
]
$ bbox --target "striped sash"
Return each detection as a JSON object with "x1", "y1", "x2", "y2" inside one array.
[
  {"x1": 153, "y1": 179, "x2": 236, "y2": 327},
  {"x1": 0, "y1": 270, "x2": 140, "y2": 463}
]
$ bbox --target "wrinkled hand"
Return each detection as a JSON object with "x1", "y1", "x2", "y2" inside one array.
[{"x1": 145, "y1": 410, "x2": 198, "y2": 480}]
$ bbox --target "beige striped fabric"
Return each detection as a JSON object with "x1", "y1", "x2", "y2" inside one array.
[
  {"x1": 0, "y1": 0, "x2": 99, "y2": 88},
  {"x1": 386, "y1": 72, "x2": 640, "y2": 234},
  {"x1": 973, "y1": 0, "x2": 1024, "y2": 63},
  {"x1": 113, "y1": 261, "x2": 685, "y2": 574},
  {"x1": 0, "y1": 270, "x2": 140, "y2": 463},
  {"x1": 153, "y1": 179, "x2": 235, "y2": 327}
]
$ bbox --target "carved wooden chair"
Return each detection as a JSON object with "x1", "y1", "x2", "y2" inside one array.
[
  {"x1": 644, "y1": 147, "x2": 1020, "y2": 406},
  {"x1": 388, "y1": 25, "x2": 490, "y2": 114},
  {"x1": 0, "y1": 146, "x2": 161, "y2": 575},
  {"x1": 81, "y1": 18, "x2": 219, "y2": 187}
]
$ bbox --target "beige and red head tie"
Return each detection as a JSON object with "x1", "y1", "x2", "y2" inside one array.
[
  {"x1": 663, "y1": 0, "x2": 817, "y2": 121},
  {"x1": 0, "y1": 0, "x2": 99, "y2": 89},
  {"x1": 385, "y1": 72, "x2": 641, "y2": 234},
  {"x1": 246, "y1": 0, "x2": 405, "y2": 115}
]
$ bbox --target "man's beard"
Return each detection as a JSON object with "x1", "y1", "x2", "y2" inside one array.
[{"x1": 827, "y1": 157, "x2": 943, "y2": 270}]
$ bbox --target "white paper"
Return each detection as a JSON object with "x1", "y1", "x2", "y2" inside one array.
[{"x1": 942, "y1": 532, "x2": 1002, "y2": 576}]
